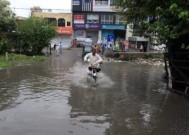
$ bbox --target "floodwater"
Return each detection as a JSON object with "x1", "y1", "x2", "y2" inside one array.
[{"x1": 0, "y1": 48, "x2": 189, "y2": 135}]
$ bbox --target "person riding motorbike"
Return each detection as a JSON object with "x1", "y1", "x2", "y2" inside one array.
[{"x1": 84, "y1": 46, "x2": 103, "y2": 74}]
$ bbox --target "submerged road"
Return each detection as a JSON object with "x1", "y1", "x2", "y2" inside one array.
[{"x1": 0, "y1": 48, "x2": 189, "y2": 135}]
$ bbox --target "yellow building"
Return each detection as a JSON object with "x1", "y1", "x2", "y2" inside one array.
[{"x1": 32, "y1": 10, "x2": 73, "y2": 48}]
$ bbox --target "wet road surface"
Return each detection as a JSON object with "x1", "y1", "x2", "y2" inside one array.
[{"x1": 0, "y1": 48, "x2": 189, "y2": 135}]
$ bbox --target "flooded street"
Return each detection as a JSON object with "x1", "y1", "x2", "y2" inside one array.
[{"x1": 0, "y1": 48, "x2": 189, "y2": 135}]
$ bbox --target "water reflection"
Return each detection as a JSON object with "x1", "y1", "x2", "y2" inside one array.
[
  {"x1": 0, "y1": 50, "x2": 189, "y2": 135},
  {"x1": 67, "y1": 62, "x2": 188, "y2": 135}
]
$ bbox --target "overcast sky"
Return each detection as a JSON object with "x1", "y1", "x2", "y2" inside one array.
[{"x1": 8, "y1": 0, "x2": 72, "y2": 17}]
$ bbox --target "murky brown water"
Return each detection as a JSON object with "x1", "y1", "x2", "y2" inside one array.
[{"x1": 0, "y1": 48, "x2": 189, "y2": 135}]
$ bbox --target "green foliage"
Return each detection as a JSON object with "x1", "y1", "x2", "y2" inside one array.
[
  {"x1": 113, "y1": 45, "x2": 120, "y2": 52},
  {"x1": 0, "y1": 39, "x2": 9, "y2": 53},
  {"x1": 181, "y1": 44, "x2": 189, "y2": 50},
  {"x1": 0, "y1": 61, "x2": 11, "y2": 68},
  {"x1": 31, "y1": 55, "x2": 47, "y2": 61},
  {"x1": 7, "y1": 53, "x2": 47, "y2": 61},
  {"x1": 144, "y1": 54, "x2": 153, "y2": 59},
  {"x1": 114, "y1": 0, "x2": 189, "y2": 91},
  {"x1": 0, "y1": 0, "x2": 16, "y2": 54},
  {"x1": 0, "y1": 0, "x2": 16, "y2": 34},
  {"x1": 0, "y1": 53, "x2": 47, "y2": 68},
  {"x1": 114, "y1": 0, "x2": 189, "y2": 42},
  {"x1": 17, "y1": 17, "x2": 57, "y2": 54}
]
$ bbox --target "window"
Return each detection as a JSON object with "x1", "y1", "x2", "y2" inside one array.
[
  {"x1": 58, "y1": 18, "x2": 65, "y2": 27},
  {"x1": 115, "y1": 16, "x2": 125, "y2": 25},
  {"x1": 95, "y1": 0, "x2": 108, "y2": 5},
  {"x1": 67, "y1": 21, "x2": 71, "y2": 26},
  {"x1": 45, "y1": 18, "x2": 57, "y2": 26},
  {"x1": 101, "y1": 14, "x2": 113, "y2": 24},
  {"x1": 73, "y1": 0, "x2": 80, "y2": 5},
  {"x1": 87, "y1": 14, "x2": 99, "y2": 23}
]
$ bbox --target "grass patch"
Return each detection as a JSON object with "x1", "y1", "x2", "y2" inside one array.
[
  {"x1": 0, "y1": 61, "x2": 12, "y2": 68},
  {"x1": 144, "y1": 54, "x2": 153, "y2": 59},
  {"x1": 32, "y1": 55, "x2": 47, "y2": 61},
  {"x1": 0, "y1": 53, "x2": 47, "y2": 69}
]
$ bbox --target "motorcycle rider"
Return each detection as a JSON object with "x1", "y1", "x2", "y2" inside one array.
[{"x1": 84, "y1": 46, "x2": 103, "y2": 73}]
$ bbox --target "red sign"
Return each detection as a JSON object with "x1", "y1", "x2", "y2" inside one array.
[
  {"x1": 74, "y1": 14, "x2": 84, "y2": 24},
  {"x1": 56, "y1": 27, "x2": 73, "y2": 35}
]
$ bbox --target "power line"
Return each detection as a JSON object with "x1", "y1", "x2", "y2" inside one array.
[{"x1": 11, "y1": 7, "x2": 71, "y2": 11}]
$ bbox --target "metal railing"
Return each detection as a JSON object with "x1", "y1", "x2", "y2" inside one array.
[{"x1": 164, "y1": 52, "x2": 189, "y2": 96}]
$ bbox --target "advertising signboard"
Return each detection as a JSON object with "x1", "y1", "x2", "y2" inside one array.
[
  {"x1": 73, "y1": 24, "x2": 101, "y2": 29},
  {"x1": 74, "y1": 14, "x2": 85, "y2": 24},
  {"x1": 56, "y1": 27, "x2": 73, "y2": 35},
  {"x1": 102, "y1": 25, "x2": 125, "y2": 30}
]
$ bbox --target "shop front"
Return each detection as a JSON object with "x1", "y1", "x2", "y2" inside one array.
[
  {"x1": 101, "y1": 25, "x2": 126, "y2": 49},
  {"x1": 51, "y1": 27, "x2": 73, "y2": 48},
  {"x1": 128, "y1": 36, "x2": 149, "y2": 52},
  {"x1": 86, "y1": 30, "x2": 99, "y2": 44},
  {"x1": 73, "y1": 23, "x2": 101, "y2": 44}
]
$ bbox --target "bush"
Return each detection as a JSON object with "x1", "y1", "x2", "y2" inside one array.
[{"x1": 0, "y1": 39, "x2": 9, "y2": 54}]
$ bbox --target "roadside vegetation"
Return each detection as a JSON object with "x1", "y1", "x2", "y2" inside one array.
[
  {"x1": 16, "y1": 17, "x2": 57, "y2": 55},
  {"x1": 0, "y1": 0, "x2": 57, "y2": 69},
  {"x1": 0, "y1": 53, "x2": 47, "y2": 68}
]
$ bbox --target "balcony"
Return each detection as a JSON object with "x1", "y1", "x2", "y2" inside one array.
[
  {"x1": 93, "y1": 1, "x2": 117, "y2": 12},
  {"x1": 95, "y1": 1, "x2": 108, "y2": 5},
  {"x1": 93, "y1": 1, "x2": 110, "y2": 12}
]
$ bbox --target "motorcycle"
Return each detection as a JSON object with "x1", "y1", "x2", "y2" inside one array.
[
  {"x1": 88, "y1": 67, "x2": 98, "y2": 82},
  {"x1": 87, "y1": 64, "x2": 101, "y2": 86}
]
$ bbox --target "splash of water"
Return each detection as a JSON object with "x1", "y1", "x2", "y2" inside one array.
[{"x1": 64, "y1": 62, "x2": 114, "y2": 88}]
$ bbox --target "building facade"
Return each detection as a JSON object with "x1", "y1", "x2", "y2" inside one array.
[
  {"x1": 32, "y1": 11, "x2": 73, "y2": 48},
  {"x1": 72, "y1": 0, "x2": 127, "y2": 46}
]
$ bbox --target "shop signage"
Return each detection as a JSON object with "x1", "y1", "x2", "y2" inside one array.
[
  {"x1": 74, "y1": 14, "x2": 85, "y2": 24},
  {"x1": 73, "y1": 24, "x2": 85, "y2": 29},
  {"x1": 73, "y1": 24, "x2": 101, "y2": 29},
  {"x1": 102, "y1": 25, "x2": 125, "y2": 30},
  {"x1": 107, "y1": 34, "x2": 115, "y2": 41},
  {"x1": 56, "y1": 27, "x2": 73, "y2": 35}
]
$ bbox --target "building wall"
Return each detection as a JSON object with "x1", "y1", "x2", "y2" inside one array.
[
  {"x1": 32, "y1": 12, "x2": 73, "y2": 48},
  {"x1": 72, "y1": 0, "x2": 116, "y2": 12},
  {"x1": 72, "y1": 0, "x2": 150, "y2": 50},
  {"x1": 32, "y1": 12, "x2": 72, "y2": 27},
  {"x1": 72, "y1": 12, "x2": 126, "y2": 44},
  {"x1": 126, "y1": 24, "x2": 133, "y2": 40},
  {"x1": 72, "y1": 0, "x2": 128, "y2": 45}
]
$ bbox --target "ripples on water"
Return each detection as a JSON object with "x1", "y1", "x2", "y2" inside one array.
[{"x1": 0, "y1": 57, "x2": 189, "y2": 135}]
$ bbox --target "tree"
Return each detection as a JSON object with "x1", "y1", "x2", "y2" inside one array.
[
  {"x1": 0, "y1": 0, "x2": 16, "y2": 35},
  {"x1": 114, "y1": 0, "x2": 189, "y2": 93},
  {"x1": 0, "y1": 0, "x2": 16, "y2": 54},
  {"x1": 17, "y1": 17, "x2": 57, "y2": 55}
]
